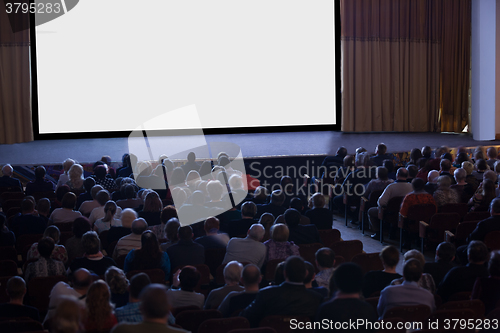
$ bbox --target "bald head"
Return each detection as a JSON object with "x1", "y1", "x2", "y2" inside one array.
[
  {"x1": 140, "y1": 284, "x2": 170, "y2": 321},
  {"x1": 248, "y1": 224, "x2": 265, "y2": 241},
  {"x1": 241, "y1": 264, "x2": 261, "y2": 287},
  {"x1": 131, "y1": 218, "x2": 148, "y2": 235},
  {"x1": 428, "y1": 170, "x2": 439, "y2": 183},
  {"x1": 72, "y1": 268, "x2": 91, "y2": 290},
  {"x1": 2, "y1": 164, "x2": 13, "y2": 177}
]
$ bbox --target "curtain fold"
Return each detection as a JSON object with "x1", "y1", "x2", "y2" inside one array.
[
  {"x1": 341, "y1": 0, "x2": 471, "y2": 133},
  {"x1": 0, "y1": 2, "x2": 33, "y2": 144}
]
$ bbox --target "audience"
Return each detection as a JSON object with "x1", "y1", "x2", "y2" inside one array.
[
  {"x1": 317, "y1": 263, "x2": 377, "y2": 332},
  {"x1": 66, "y1": 163, "x2": 84, "y2": 191},
  {"x1": 218, "y1": 264, "x2": 261, "y2": 317},
  {"x1": 105, "y1": 266, "x2": 130, "y2": 308},
  {"x1": 12, "y1": 198, "x2": 47, "y2": 237},
  {"x1": 0, "y1": 276, "x2": 40, "y2": 321},
  {"x1": 124, "y1": 231, "x2": 171, "y2": 281},
  {"x1": 195, "y1": 216, "x2": 230, "y2": 249},
  {"x1": 225, "y1": 201, "x2": 258, "y2": 238},
  {"x1": 83, "y1": 280, "x2": 117, "y2": 332},
  {"x1": 204, "y1": 261, "x2": 244, "y2": 309},
  {"x1": 149, "y1": 205, "x2": 177, "y2": 240},
  {"x1": 69, "y1": 231, "x2": 116, "y2": 276},
  {"x1": 25, "y1": 237, "x2": 66, "y2": 282},
  {"x1": 242, "y1": 256, "x2": 323, "y2": 327},
  {"x1": 285, "y1": 208, "x2": 321, "y2": 245},
  {"x1": 160, "y1": 218, "x2": 180, "y2": 251},
  {"x1": 390, "y1": 249, "x2": 436, "y2": 294},
  {"x1": 79, "y1": 184, "x2": 104, "y2": 216},
  {"x1": 258, "y1": 212, "x2": 274, "y2": 242},
  {"x1": 471, "y1": 250, "x2": 500, "y2": 315},
  {"x1": 115, "y1": 272, "x2": 151, "y2": 323},
  {"x1": 223, "y1": 224, "x2": 266, "y2": 269},
  {"x1": 433, "y1": 175, "x2": 459, "y2": 207},
  {"x1": 469, "y1": 178, "x2": 496, "y2": 212},
  {"x1": 107, "y1": 208, "x2": 136, "y2": 245},
  {"x1": 89, "y1": 190, "x2": 123, "y2": 225},
  {"x1": 27, "y1": 225, "x2": 68, "y2": 264},
  {"x1": 362, "y1": 245, "x2": 402, "y2": 298},
  {"x1": 93, "y1": 165, "x2": 116, "y2": 192},
  {"x1": 451, "y1": 168, "x2": 475, "y2": 203},
  {"x1": 65, "y1": 217, "x2": 92, "y2": 264},
  {"x1": 166, "y1": 225, "x2": 205, "y2": 271},
  {"x1": 377, "y1": 259, "x2": 435, "y2": 319},
  {"x1": 264, "y1": 223, "x2": 299, "y2": 261},
  {"x1": 0, "y1": 164, "x2": 22, "y2": 189},
  {"x1": 305, "y1": 193, "x2": 333, "y2": 230},
  {"x1": 138, "y1": 191, "x2": 163, "y2": 226},
  {"x1": 25, "y1": 166, "x2": 55, "y2": 196},
  {"x1": 166, "y1": 266, "x2": 205, "y2": 308},
  {"x1": 303, "y1": 261, "x2": 328, "y2": 298},
  {"x1": 49, "y1": 192, "x2": 83, "y2": 224},
  {"x1": 423, "y1": 241, "x2": 457, "y2": 287},
  {"x1": 51, "y1": 296, "x2": 83, "y2": 333},
  {"x1": 257, "y1": 190, "x2": 287, "y2": 218},
  {"x1": 113, "y1": 218, "x2": 148, "y2": 260},
  {"x1": 94, "y1": 200, "x2": 122, "y2": 234},
  {"x1": 314, "y1": 247, "x2": 336, "y2": 291}
]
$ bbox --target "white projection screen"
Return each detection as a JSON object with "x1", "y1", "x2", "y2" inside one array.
[{"x1": 33, "y1": 0, "x2": 339, "y2": 135}]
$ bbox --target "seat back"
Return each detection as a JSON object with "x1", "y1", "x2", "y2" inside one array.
[
  {"x1": 463, "y1": 211, "x2": 491, "y2": 222},
  {"x1": 171, "y1": 305, "x2": 201, "y2": 318},
  {"x1": 126, "y1": 269, "x2": 165, "y2": 284},
  {"x1": 383, "y1": 304, "x2": 431, "y2": 322},
  {"x1": 438, "y1": 203, "x2": 468, "y2": 217},
  {"x1": 365, "y1": 297, "x2": 379, "y2": 314},
  {"x1": 453, "y1": 221, "x2": 480, "y2": 246},
  {"x1": 447, "y1": 291, "x2": 472, "y2": 302},
  {"x1": 330, "y1": 240, "x2": 363, "y2": 262},
  {"x1": 385, "y1": 196, "x2": 404, "y2": 213},
  {"x1": 426, "y1": 213, "x2": 461, "y2": 244},
  {"x1": 438, "y1": 299, "x2": 485, "y2": 319},
  {"x1": 318, "y1": 229, "x2": 341, "y2": 248},
  {"x1": 484, "y1": 231, "x2": 500, "y2": 251},
  {"x1": 204, "y1": 247, "x2": 227, "y2": 277},
  {"x1": 351, "y1": 253, "x2": 383, "y2": 274},
  {"x1": 264, "y1": 259, "x2": 285, "y2": 282},
  {"x1": 52, "y1": 222, "x2": 73, "y2": 232},
  {"x1": 0, "y1": 191, "x2": 24, "y2": 202},
  {"x1": 298, "y1": 243, "x2": 323, "y2": 271},
  {"x1": 406, "y1": 204, "x2": 437, "y2": 223},
  {"x1": 26, "y1": 275, "x2": 68, "y2": 313},
  {"x1": 0, "y1": 260, "x2": 18, "y2": 277},
  {"x1": 32, "y1": 191, "x2": 56, "y2": 203},
  {"x1": 0, "y1": 319, "x2": 43, "y2": 333},
  {"x1": 198, "y1": 317, "x2": 250, "y2": 333},
  {"x1": 175, "y1": 309, "x2": 223, "y2": 333},
  {"x1": 259, "y1": 315, "x2": 313, "y2": 333},
  {"x1": 0, "y1": 246, "x2": 17, "y2": 262},
  {"x1": 2, "y1": 199, "x2": 23, "y2": 214}
]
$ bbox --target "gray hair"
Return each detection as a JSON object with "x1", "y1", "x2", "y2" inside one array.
[
  {"x1": 81, "y1": 231, "x2": 100, "y2": 255},
  {"x1": 223, "y1": 261, "x2": 244, "y2": 284},
  {"x1": 248, "y1": 224, "x2": 265, "y2": 241}
]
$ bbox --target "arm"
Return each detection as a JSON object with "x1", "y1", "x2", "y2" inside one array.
[
  {"x1": 377, "y1": 186, "x2": 391, "y2": 207},
  {"x1": 241, "y1": 292, "x2": 268, "y2": 328},
  {"x1": 123, "y1": 250, "x2": 134, "y2": 273},
  {"x1": 160, "y1": 252, "x2": 171, "y2": 281},
  {"x1": 376, "y1": 291, "x2": 386, "y2": 320}
]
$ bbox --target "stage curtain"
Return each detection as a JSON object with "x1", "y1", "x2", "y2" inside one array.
[
  {"x1": 341, "y1": 0, "x2": 471, "y2": 133},
  {"x1": 0, "y1": 2, "x2": 33, "y2": 144}
]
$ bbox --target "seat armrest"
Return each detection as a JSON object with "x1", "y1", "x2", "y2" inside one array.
[
  {"x1": 419, "y1": 221, "x2": 429, "y2": 238},
  {"x1": 445, "y1": 230, "x2": 455, "y2": 243}
]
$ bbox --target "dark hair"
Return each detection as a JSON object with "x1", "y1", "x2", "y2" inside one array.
[
  {"x1": 289, "y1": 197, "x2": 303, "y2": 210},
  {"x1": 476, "y1": 159, "x2": 488, "y2": 171},
  {"x1": 383, "y1": 159, "x2": 394, "y2": 173},
  {"x1": 204, "y1": 217, "x2": 219, "y2": 233},
  {"x1": 303, "y1": 261, "x2": 315, "y2": 284},
  {"x1": 468, "y1": 241, "x2": 489, "y2": 264},
  {"x1": 94, "y1": 165, "x2": 107, "y2": 179},
  {"x1": 178, "y1": 225, "x2": 193, "y2": 240},
  {"x1": 380, "y1": 245, "x2": 400, "y2": 267},
  {"x1": 315, "y1": 247, "x2": 335, "y2": 268},
  {"x1": 403, "y1": 258, "x2": 422, "y2": 282},
  {"x1": 411, "y1": 178, "x2": 425, "y2": 191},
  {"x1": 161, "y1": 206, "x2": 178, "y2": 224},
  {"x1": 409, "y1": 148, "x2": 422, "y2": 164},
  {"x1": 73, "y1": 217, "x2": 91, "y2": 238},
  {"x1": 284, "y1": 208, "x2": 301, "y2": 228},
  {"x1": 376, "y1": 167, "x2": 389, "y2": 180},
  {"x1": 241, "y1": 201, "x2": 257, "y2": 218},
  {"x1": 36, "y1": 198, "x2": 51, "y2": 214},
  {"x1": 38, "y1": 237, "x2": 55, "y2": 258},
  {"x1": 241, "y1": 264, "x2": 261, "y2": 285},
  {"x1": 440, "y1": 159, "x2": 452, "y2": 172},
  {"x1": 96, "y1": 190, "x2": 110, "y2": 206},
  {"x1": 187, "y1": 152, "x2": 196, "y2": 162},
  {"x1": 81, "y1": 231, "x2": 100, "y2": 255},
  {"x1": 165, "y1": 218, "x2": 180, "y2": 242},
  {"x1": 122, "y1": 154, "x2": 131, "y2": 167},
  {"x1": 130, "y1": 232, "x2": 162, "y2": 271},
  {"x1": 334, "y1": 263, "x2": 364, "y2": 293},
  {"x1": 274, "y1": 262, "x2": 285, "y2": 285},
  {"x1": 56, "y1": 185, "x2": 70, "y2": 202},
  {"x1": 489, "y1": 251, "x2": 500, "y2": 277},
  {"x1": 123, "y1": 184, "x2": 136, "y2": 199},
  {"x1": 35, "y1": 166, "x2": 46, "y2": 180},
  {"x1": 455, "y1": 152, "x2": 470, "y2": 165},
  {"x1": 436, "y1": 242, "x2": 456, "y2": 262},
  {"x1": 179, "y1": 266, "x2": 201, "y2": 291},
  {"x1": 61, "y1": 192, "x2": 77, "y2": 209},
  {"x1": 83, "y1": 177, "x2": 96, "y2": 192},
  {"x1": 270, "y1": 190, "x2": 285, "y2": 206},
  {"x1": 407, "y1": 165, "x2": 418, "y2": 178},
  {"x1": 422, "y1": 146, "x2": 432, "y2": 158},
  {"x1": 337, "y1": 147, "x2": 347, "y2": 157},
  {"x1": 284, "y1": 256, "x2": 306, "y2": 283},
  {"x1": 21, "y1": 198, "x2": 35, "y2": 213},
  {"x1": 140, "y1": 284, "x2": 170, "y2": 319},
  {"x1": 199, "y1": 161, "x2": 213, "y2": 180},
  {"x1": 129, "y1": 273, "x2": 151, "y2": 299},
  {"x1": 7, "y1": 276, "x2": 26, "y2": 299}
]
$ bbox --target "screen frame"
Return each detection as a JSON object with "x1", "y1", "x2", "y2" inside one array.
[{"x1": 30, "y1": 0, "x2": 342, "y2": 140}]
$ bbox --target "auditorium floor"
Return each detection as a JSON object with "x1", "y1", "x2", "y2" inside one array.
[{"x1": 1, "y1": 131, "x2": 499, "y2": 165}]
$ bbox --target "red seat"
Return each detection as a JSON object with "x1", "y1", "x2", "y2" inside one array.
[
  {"x1": 318, "y1": 229, "x2": 341, "y2": 248},
  {"x1": 171, "y1": 305, "x2": 201, "y2": 318},
  {"x1": 398, "y1": 203, "x2": 436, "y2": 251},
  {"x1": 26, "y1": 275, "x2": 68, "y2": 313},
  {"x1": 438, "y1": 203, "x2": 468, "y2": 218},
  {"x1": 2, "y1": 199, "x2": 23, "y2": 215},
  {"x1": 259, "y1": 315, "x2": 314, "y2": 333},
  {"x1": 419, "y1": 212, "x2": 461, "y2": 253},
  {"x1": 52, "y1": 222, "x2": 73, "y2": 232},
  {"x1": 198, "y1": 317, "x2": 250, "y2": 333},
  {"x1": 351, "y1": 253, "x2": 383, "y2": 274},
  {"x1": 0, "y1": 318, "x2": 43, "y2": 333},
  {"x1": 330, "y1": 240, "x2": 363, "y2": 262},
  {"x1": 484, "y1": 231, "x2": 500, "y2": 251},
  {"x1": 298, "y1": 243, "x2": 323, "y2": 271},
  {"x1": 463, "y1": 211, "x2": 490, "y2": 222},
  {"x1": 438, "y1": 299, "x2": 485, "y2": 319},
  {"x1": 445, "y1": 220, "x2": 480, "y2": 248},
  {"x1": 175, "y1": 309, "x2": 223, "y2": 333}
]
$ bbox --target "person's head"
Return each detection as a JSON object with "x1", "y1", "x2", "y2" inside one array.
[
  {"x1": 131, "y1": 218, "x2": 148, "y2": 235},
  {"x1": 73, "y1": 217, "x2": 91, "y2": 238},
  {"x1": 422, "y1": 146, "x2": 432, "y2": 158},
  {"x1": 187, "y1": 152, "x2": 196, "y2": 162},
  {"x1": 178, "y1": 225, "x2": 194, "y2": 241},
  {"x1": 68, "y1": 164, "x2": 84, "y2": 182},
  {"x1": 38, "y1": 237, "x2": 55, "y2": 259},
  {"x1": 20, "y1": 198, "x2": 35, "y2": 214},
  {"x1": 310, "y1": 193, "x2": 326, "y2": 208},
  {"x1": 7, "y1": 276, "x2": 26, "y2": 301},
  {"x1": 94, "y1": 165, "x2": 108, "y2": 180},
  {"x1": 270, "y1": 223, "x2": 290, "y2": 242},
  {"x1": 36, "y1": 198, "x2": 51, "y2": 216},
  {"x1": 488, "y1": 147, "x2": 498, "y2": 159},
  {"x1": 241, "y1": 201, "x2": 257, "y2": 218},
  {"x1": 129, "y1": 272, "x2": 151, "y2": 300},
  {"x1": 336, "y1": 147, "x2": 347, "y2": 157},
  {"x1": 274, "y1": 262, "x2": 286, "y2": 285},
  {"x1": 253, "y1": 186, "x2": 268, "y2": 201},
  {"x1": 56, "y1": 185, "x2": 71, "y2": 202},
  {"x1": 334, "y1": 263, "x2": 364, "y2": 294},
  {"x1": 289, "y1": 197, "x2": 303, "y2": 211},
  {"x1": 105, "y1": 266, "x2": 129, "y2": 295},
  {"x1": 396, "y1": 167, "x2": 408, "y2": 180},
  {"x1": 81, "y1": 231, "x2": 101, "y2": 255},
  {"x1": 462, "y1": 161, "x2": 474, "y2": 175},
  {"x1": 122, "y1": 184, "x2": 137, "y2": 199},
  {"x1": 143, "y1": 191, "x2": 163, "y2": 212},
  {"x1": 140, "y1": 231, "x2": 160, "y2": 255},
  {"x1": 476, "y1": 159, "x2": 488, "y2": 172},
  {"x1": 52, "y1": 296, "x2": 82, "y2": 333},
  {"x1": 437, "y1": 175, "x2": 452, "y2": 189},
  {"x1": 44, "y1": 225, "x2": 61, "y2": 244},
  {"x1": 441, "y1": 153, "x2": 453, "y2": 163},
  {"x1": 383, "y1": 159, "x2": 394, "y2": 173},
  {"x1": 223, "y1": 261, "x2": 244, "y2": 285},
  {"x1": 139, "y1": 284, "x2": 171, "y2": 321},
  {"x1": 169, "y1": 167, "x2": 186, "y2": 187},
  {"x1": 204, "y1": 217, "x2": 220, "y2": 234},
  {"x1": 241, "y1": 264, "x2": 261, "y2": 287},
  {"x1": 207, "y1": 180, "x2": 224, "y2": 201},
  {"x1": 120, "y1": 208, "x2": 138, "y2": 228},
  {"x1": 72, "y1": 268, "x2": 92, "y2": 290},
  {"x1": 165, "y1": 218, "x2": 181, "y2": 242},
  {"x1": 103, "y1": 201, "x2": 117, "y2": 220},
  {"x1": 160, "y1": 206, "x2": 178, "y2": 224},
  {"x1": 248, "y1": 224, "x2": 265, "y2": 241},
  {"x1": 454, "y1": 168, "x2": 467, "y2": 183},
  {"x1": 2, "y1": 164, "x2": 13, "y2": 177},
  {"x1": 483, "y1": 170, "x2": 497, "y2": 183},
  {"x1": 85, "y1": 280, "x2": 113, "y2": 325},
  {"x1": 488, "y1": 251, "x2": 500, "y2": 277},
  {"x1": 283, "y1": 208, "x2": 301, "y2": 228},
  {"x1": 407, "y1": 165, "x2": 418, "y2": 178},
  {"x1": 455, "y1": 152, "x2": 470, "y2": 166},
  {"x1": 270, "y1": 190, "x2": 286, "y2": 206},
  {"x1": 95, "y1": 190, "x2": 110, "y2": 207},
  {"x1": 427, "y1": 170, "x2": 439, "y2": 183},
  {"x1": 315, "y1": 247, "x2": 335, "y2": 269},
  {"x1": 376, "y1": 143, "x2": 387, "y2": 155},
  {"x1": 404, "y1": 249, "x2": 426, "y2": 268},
  {"x1": 355, "y1": 152, "x2": 370, "y2": 167},
  {"x1": 435, "y1": 242, "x2": 456, "y2": 263},
  {"x1": 376, "y1": 166, "x2": 389, "y2": 181},
  {"x1": 403, "y1": 258, "x2": 423, "y2": 283},
  {"x1": 186, "y1": 170, "x2": 201, "y2": 186},
  {"x1": 468, "y1": 241, "x2": 489, "y2": 264},
  {"x1": 284, "y1": 256, "x2": 307, "y2": 283},
  {"x1": 490, "y1": 198, "x2": 500, "y2": 216},
  {"x1": 380, "y1": 245, "x2": 400, "y2": 268},
  {"x1": 410, "y1": 148, "x2": 422, "y2": 162},
  {"x1": 411, "y1": 178, "x2": 425, "y2": 192},
  {"x1": 495, "y1": 161, "x2": 500, "y2": 174},
  {"x1": 35, "y1": 166, "x2": 46, "y2": 180},
  {"x1": 482, "y1": 179, "x2": 496, "y2": 199},
  {"x1": 343, "y1": 155, "x2": 355, "y2": 168},
  {"x1": 258, "y1": 213, "x2": 274, "y2": 229},
  {"x1": 190, "y1": 190, "x2": 205, "y2": 206},
  {"x1": 179, "y1": 266, "x2": 201, "y2": 291}
]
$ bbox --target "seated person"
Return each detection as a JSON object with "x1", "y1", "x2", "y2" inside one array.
[
  {"x1": 315, "y1": 247, "x2": 336, "y2": 291},
  {"x1": 195, "y1": 217, "x2": 230, "y2": 249},
  {"x1": 25, "y1": 166, "x2": 55, "y2": 196},
  {"x1": 304, "y1": 261, "x2": 328, "y2": 298},
  {"x1": 390, "y1": 250, "x2": 436, "y2": 294},
  {"x1": 472, "y1": 250, "x2": 500, "y2": 315},
  {"x1": 166, "y1": 225, "x2": 205, "y2": 271},
  {"x1": 284, "y1": 208, "x2": 321, "y2": 245},
  {"x1": 76, "y1": 177, "x2": 96, "y2": 210},
  {"x1": 94, "y1": 201, "x2": 122, "y2": 234},
  {"x1": 305, "y1": 193, "x2": 333, "y2": 230},
  {"x1": 89, "y1": 190, "x2": 123, "y2": 225},
  {"x1": 69, "y1": 231, "x2": 116, "y2": 276},
  {"x1": 264, "y1": 223, "x2": 299, "y2": 262},
  {"x1": 11, "y1": 198, "x2": 46, "y2": 237},
  {"x1": 222, "y1": 224, "x2": 266, "y2": 269},
  {"x1": 115, "y1": 273, "x2": 151, "y2": 323},
  {"x1": 105, "y1": 266, "x2": 130, "y2": 308},
  {"x1": 65, "y1": 217, "x2": 91, "y2": 264},
  {"x1": 0, "y1": 212, "x2": 15, "y2": 247},
  {"x1": 0, "y1": 164, "x2": 22, "y2": 189},
  {"x1": 27, "y1": 225, "x2": 68, "y2": 264},
  {"x1": 107, "y1": 208, "x2": 136, "y2": 245},
  {"x1": 362, "y1": 245, "x2": 402, "y2": 298},
  {"x1": 166, "y1": 266, "x2": 205, "y2": 309},
  {"x1": 79, "y1": 184, "x2": 103, "y2": 217},
  {"x1": 113, "y1": 218, "x2": 148, "y2": 260},
  {"x1": 316, "y1": 263, "x2": 378, "y2": 332},
  {"x1": 25, "y1": 237, "x2": 66, "y2": 282},
  {"x1": 0, "y1": 276, "x2": 40, "y2": 321},
  {"x1": 204, "y1": 261, "x2": 244, "y2": 309},
  {"x1": 377, "y1": 259, "x2": 435, "y2": 319},
  {"x1": 423, "y1": 242, "x2": 457, "y2": 287},
  {"x1": 256, "y1": 190, "x2": 287, "y2": 219},
  {"x1": 224, "y1": 201, "x2": 258, "y2": 238},
  {"x1": 124, "y1": 231, "x2": 171, "y2": 281},
  {"x1": 49, "y1": 192, "x2": 83, "y2": 224}
]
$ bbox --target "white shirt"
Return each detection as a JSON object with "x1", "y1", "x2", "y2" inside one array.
[
  {"x1": 222, "y1": 237, "x2": 266, "y2": 268},
  {"x1": 49, "y1": 208, "x2": 83, "y2": 224},
  {"x1": 44, "y1": 281, "x2": 86, "y2": 323},
  {"x1": 89, "y1": 206, "x2": 122, "y2": 225}
]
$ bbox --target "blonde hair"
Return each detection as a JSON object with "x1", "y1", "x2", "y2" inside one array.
[
  {"x1": 63, "y1": 158, "x2": 76, "y2": 173},
  {"x1": 121, "y1": 208, "x2": 138, "y2": 228},
  {"x1": 271, "y1": 223, "x2": 290, "y2": 242},
  {"x1": 462, "y1": 161, "x2": 474, "y2": 175},
  {"x1": 68, "y1": 164, "x2": 84, "y2": 188}
]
